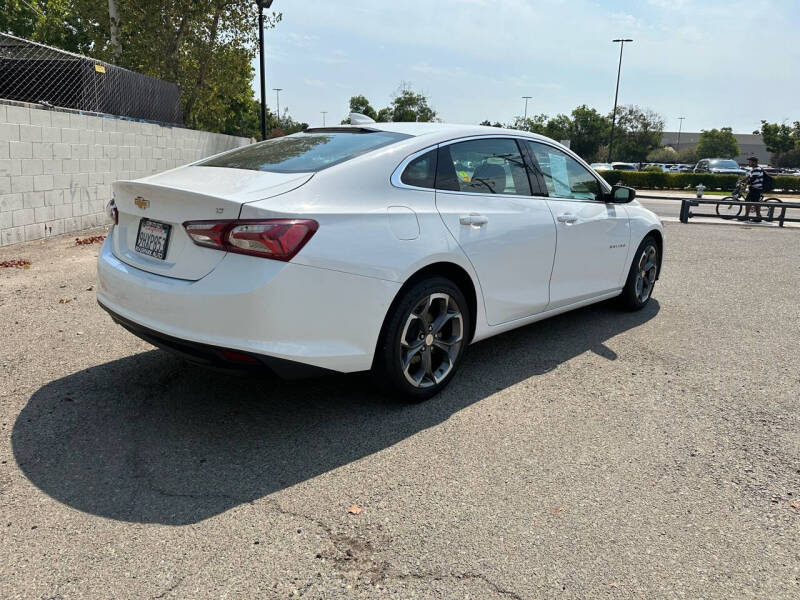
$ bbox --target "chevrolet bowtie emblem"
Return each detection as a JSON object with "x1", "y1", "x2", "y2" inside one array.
[{"x1": 134, "y1": 196, "x2": 149, "y2": 210}]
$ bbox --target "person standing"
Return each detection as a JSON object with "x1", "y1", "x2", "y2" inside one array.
[{"x1": 740, "y1": 156, "x2": 764, "y2": 223}]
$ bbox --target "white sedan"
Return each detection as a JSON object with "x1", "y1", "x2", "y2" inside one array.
[{"x1": 97, "y1": 116, "x2": 663, "y2": 400}]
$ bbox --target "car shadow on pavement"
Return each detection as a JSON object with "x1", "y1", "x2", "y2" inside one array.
[{"x1": 13, "y1": 299, "x2": 659, "y2": 525}]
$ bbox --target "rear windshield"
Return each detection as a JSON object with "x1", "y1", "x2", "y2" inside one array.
[
  {"x1": 199, "y1": 130, "x2": 410, "y2": 173},
  {"x1": 709, "y1": 159, "x2": 739, "y2": 169}
]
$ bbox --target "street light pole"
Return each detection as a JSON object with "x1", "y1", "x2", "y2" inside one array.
[
  {"x1": 522, "y1": 96, "x2": 532, "y2": 121},
  {"x1": 607, "y1": 38, "x2": 632, "y2": 163},
  {"x1": 273, "y1": 88, "x2": 283, "y2": 124},
  {"x1": 255, "y1": 1, "x2": 273, "y2": 141},
  {"x1": 677, "y1": 116, "x2": 686, "y2": 151},
  {"x1": 321, "y1": 111, "x2": 327, "y2": 127}
]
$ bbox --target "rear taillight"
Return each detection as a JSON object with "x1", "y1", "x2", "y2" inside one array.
[
  {"x1": 106, "y1": 199, "x2": 118, "y2": 225},
  {"x1": 183, "y1": 219, "x2": 318, "y2": 261}
]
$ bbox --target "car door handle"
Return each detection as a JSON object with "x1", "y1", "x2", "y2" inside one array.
[
  {"x1": 556, "y1": 213, "x2": 578, "y2": 224},
  {"x1": 459, "y1": 214, "x2": 489, "y2": 227}
]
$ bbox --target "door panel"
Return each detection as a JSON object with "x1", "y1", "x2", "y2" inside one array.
[
  {"x1": 433, "y1": 138, "x2": 556, "y2": 325},
  {"x1": 524, "y1": 141, "x2": 630, "y2": 308},
  {"x1": 544, "y1": 199, "x2": 630, "y2": 307}
]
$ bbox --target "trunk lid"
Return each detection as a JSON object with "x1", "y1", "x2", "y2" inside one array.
[{"x1": 111, "y1": 166, "x2": 313, "y2": 280}]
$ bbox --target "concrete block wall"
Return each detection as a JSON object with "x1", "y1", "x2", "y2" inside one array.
[{"x1": 0, "y1": 102, "x2": 250, "y2": 246}]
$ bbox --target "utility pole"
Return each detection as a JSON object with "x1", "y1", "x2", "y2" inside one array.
[
  {"x1": 607, "y1": 38, "x2": 633, "y2": 163},
  {"x1": 677, "y1": 116, "x2": 686, "y2": 151},
  {"x1": 256, "y1": 1, "x2": 274, "y2": 140},
  {"x1": 321, "y1": 111, "x2": 327, "y2": 127},
  {"x1": 273, "y1": 88, "x2": 283, "y2": 124},
  {"x1": 522, "y1": 96, "x2": 532, "y2": 121}
]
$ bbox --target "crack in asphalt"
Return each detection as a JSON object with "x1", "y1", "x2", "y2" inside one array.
[{"x1": 265, "y1": 499, "x2": 525, "y2": 598}]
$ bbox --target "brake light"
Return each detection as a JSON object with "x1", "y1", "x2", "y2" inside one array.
[
  {"x1": 106, "y1": 199, "x2": 118, "y2": 225},
  {"x1": 183, "y1": 219, "x2": 318, "y2": 261}
]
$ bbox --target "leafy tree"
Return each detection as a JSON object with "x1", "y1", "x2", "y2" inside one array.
[
  {"x1": 755, "y1": 120, "x2": 800, "y2": 166},
  {"x1": 695, "y1": 127, "x2": 739, "y2": 159},
  {"x1": 480, "y1": 120, "x2": 503, "y2": 127},
  {"x1": 389, "y1": 85, "x2": 437, "y2": 122},
  {"x1": 756, "y1": 120, "x2": 797, "y2": 154},
  {"x1": 569, "y1": 105, "x2": 610, "y2": 162},
  {"x1": 676, "y1": 145, "x2": 698, "y2": 164},
  {"x1": 376, "y1": 107, "x2": 393, "y2": 123},
  {"x1": 347, "y1": 95, "x2": 378, "y2": 121},
  {"x1": 510, "y1": 114, "x2": 548, "y2": 134},
  {"x1": 1, "y1": 0, "x2": 283, "y2": 138},
  {"x1": 646, "y1": 147, "x2": 678, "y2": 163},
  {"x1": 611, "y1": 105, "x2": 665, "y2": 162}
]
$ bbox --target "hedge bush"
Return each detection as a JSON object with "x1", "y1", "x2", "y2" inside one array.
[{"x1": 600, "y1": 171, "x2": 800, "y2": 192}]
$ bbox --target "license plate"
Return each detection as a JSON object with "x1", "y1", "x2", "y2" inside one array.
[{"x1": 135, "y1": 219, "x2": 172, "y2": 260}]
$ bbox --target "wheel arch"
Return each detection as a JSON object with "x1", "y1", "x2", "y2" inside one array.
[
  {"x1": 372, "y1": 261, "x2": 479, "y2": 367},
  {"x1": 646, "y1": 228, "x2": 664, "y2": 279}
]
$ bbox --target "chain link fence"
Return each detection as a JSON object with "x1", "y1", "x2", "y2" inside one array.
[{"x1": 0, "y1": 32, "x2": 182, "y2": 125}]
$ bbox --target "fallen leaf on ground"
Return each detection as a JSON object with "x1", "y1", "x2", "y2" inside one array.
[
  {"x1": 58, "y1": 297, "x2": 72, "y2": 304},
  {"x1": 789, "y1": 501, "x2": 800, "y2": 511},
  {"x1": 0, "y1": 259, "x2": 31, "y2": 269},
  {"x1": 75, "y1": 235, "x2": 105, "y2": 246},
  {"x1": 347, "y1": 505, "x2": 362, "y2": 515}
]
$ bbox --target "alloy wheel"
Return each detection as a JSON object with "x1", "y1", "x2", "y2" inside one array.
[
  {"x1": 634, "y1": 245, "x2": 658, "y2": 303},
  {"x1": 399, "y1": 293, "x2": 464, "y2": 388}
]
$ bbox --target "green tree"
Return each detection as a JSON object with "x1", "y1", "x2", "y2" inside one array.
[
  {"x1": 646, "y1": 147, "x2": 678, "y2": 163},
  {"x1": 756, "y1": 120, "x2": 797, "y2": 154},
  {"x1": 612, "y1": 105, "x2": 665, "y2": 162},
  {"x1": 1, "y1": 1, "x2": 282, "y2": 138},
  {"x1": 695, "y1": 127, "x2": 740, "y2": 159},
  {"x1": 347, "y1": 95, "x2": 378, "y2": 120},
  {"x1": 569, "y1": 105, "x2": 610, "y2": 162},
  {"x1": 510, "y1": 114, "x2": 548, "y2": 134},
  {"x1": 676, "y1": 145, "x2": 698, "y2": 164},
  {"x1": 389, "y1": 84, "x2": 437, "y2": 122}
]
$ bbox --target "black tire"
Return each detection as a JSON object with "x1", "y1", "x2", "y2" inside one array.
[
  {"x1": 372, "y1": 276, "x2": 470, "y2": 402},
  {"x1": 716, "y1": 196, "x2": 742, "y2": 219},
  {"x1": 618, "y1": 235, "x2": 659, "y2": 311},
  {"x1": 762, "y1": 197, "x2": 782, "y2": 221}
]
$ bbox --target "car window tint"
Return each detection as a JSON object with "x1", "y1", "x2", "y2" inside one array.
[
  {"x1": 527, "y1": 142, "x2": 601, "y2": 201},
  {"x1": 200, "y1": 131, "x2": 410, "y2": 173},
  {"x1": 436, "y1": 138, "x2": 531, "y2": 196},
  {"x1": 400, "y1": 149, "x2": 437, "y2": 188}
]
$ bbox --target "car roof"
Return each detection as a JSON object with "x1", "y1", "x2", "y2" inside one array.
[{"x1": 333, "y1": 121, "x2": 556, "y2": 143}]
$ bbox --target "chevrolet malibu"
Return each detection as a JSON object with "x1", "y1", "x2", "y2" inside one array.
[{"x1": 97, "y1": 116, "x2": 663, "y2": 401}]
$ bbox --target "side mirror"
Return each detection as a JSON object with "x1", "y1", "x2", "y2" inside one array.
[{"x1": 607, "y1": 184, "x2": 636, "y2": 203}]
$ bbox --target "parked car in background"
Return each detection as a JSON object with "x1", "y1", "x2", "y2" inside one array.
[
  {"x1": 97, "y1": 118, "x2": 664, "y2": 400},
  {"x1": 589, "y1": 162, "x2": 613, "y2": 171},
  {"x1": 611, "y1": 162, "x2": 637, "y2": 171},
  {"x1": 693, "y1": 158, "x2": 746, "y2": 175}
]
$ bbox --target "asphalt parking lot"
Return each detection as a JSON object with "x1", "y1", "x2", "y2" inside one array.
[{"x1": 1, "y1": 221, "x2": 799, "y2": 599}]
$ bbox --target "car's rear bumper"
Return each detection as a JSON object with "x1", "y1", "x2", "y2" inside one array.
[{"x1": 96, "y1": 232, "x2": 401, "y2": 373}]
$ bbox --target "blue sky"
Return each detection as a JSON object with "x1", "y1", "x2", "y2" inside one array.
[{"x1": 254, "y1": 0, "x2": 800, "y2": 133}]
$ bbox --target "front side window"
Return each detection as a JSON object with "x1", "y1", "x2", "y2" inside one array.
[
  {"x1": 436, "y1": 138, "x2": 531, "y2": 196},
  {"x1": 200, "y1": 130, "x2": 410, "y2": 173},
  {"x1": 527, "y1": 142, "x2": 601, "y2": 201}
]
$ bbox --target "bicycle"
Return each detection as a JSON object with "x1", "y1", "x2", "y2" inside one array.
[{"x1": 716, "y1": 179, "x2": 782, "y2": 220}]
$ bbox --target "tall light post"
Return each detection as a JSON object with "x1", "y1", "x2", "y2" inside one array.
[
  {"x1": 677, "y1": 116, "x2": 686, "y2": 151},
  {"x1": 607, "y1": 37, "x2": 632, "y2": 163},
  {"x1": 522, "y1": 96, "x2": 532, "y2": 121},
  {"x1": 255, "y1": 0, "x2": 274, "y2": 140},
  {"x1": 273, "y1": 87, "x2": 283, "y2": 124},
  {"x1": 321, "y1": 111, "x2": 327, "y2": 127}
]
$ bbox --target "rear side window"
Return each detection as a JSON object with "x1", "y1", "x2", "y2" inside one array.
[
  {"x1": 435, "y1": 138, "x2": 531, "y2": 195},
  {"x1": 400, "y1": 149, "x2": 437, "y2": 188},
  {"x1": 200, "y1": 131, "x2": 410, "y2": 173}
]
